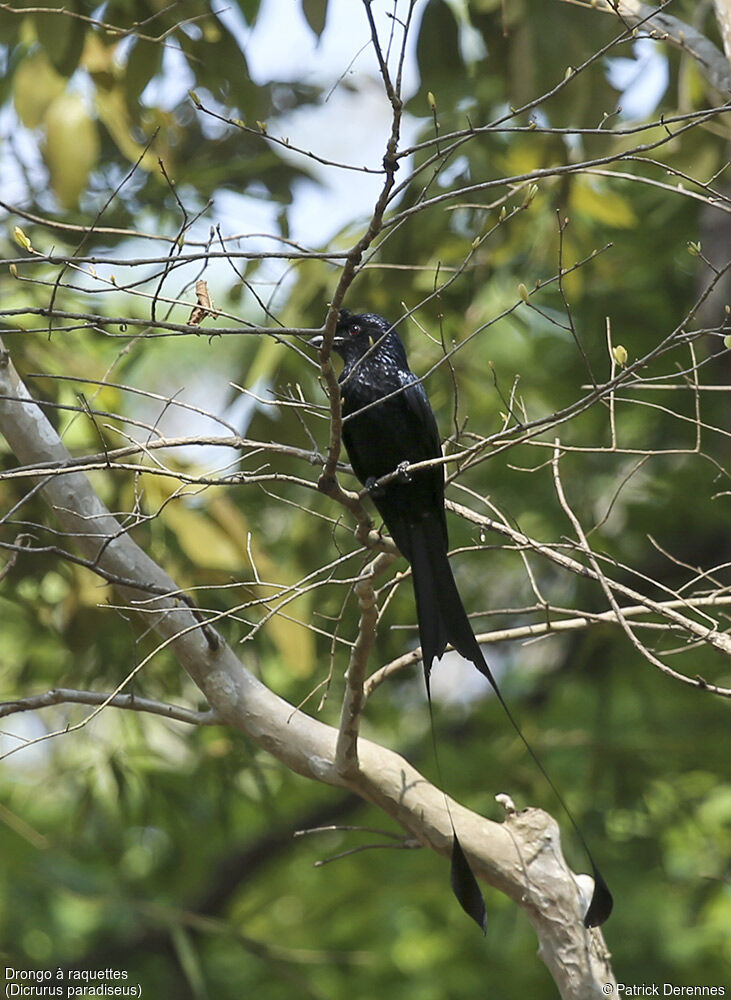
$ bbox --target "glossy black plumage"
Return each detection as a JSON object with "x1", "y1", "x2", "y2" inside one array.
[
  {"x1": 311, "y1": 309, "x2": 612, "y2": 930},
  {"x1": 326, "y1": 312, "x2": 507, "y2": 695}
]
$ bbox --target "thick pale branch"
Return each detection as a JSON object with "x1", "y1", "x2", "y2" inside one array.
[
  {"x1": 564, "y1": 0, "x2": 731, "y2": 94},
  {"x1": 715, "y1": 0, "x2": 731, "y2": 65},
  {"x1": 0, "y1": 339, "x2": 616, "y2": 1000}
]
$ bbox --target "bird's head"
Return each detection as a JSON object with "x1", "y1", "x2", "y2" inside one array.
[{"x1": 309, "y1": 310, "x2": 407, "y2": 369}]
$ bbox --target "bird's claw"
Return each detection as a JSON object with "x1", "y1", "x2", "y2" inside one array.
[
  {"x1": 396, "y1": 461, "x2": 412, "y2": 483},
  {"x1": 365, "y1": 476, "x2": 384, "y2": 498}
]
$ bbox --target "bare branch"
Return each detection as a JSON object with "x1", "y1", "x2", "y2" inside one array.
[
  {"x1": 563, "y1": 0, "x2": 731, "y2": 93},
  {"x1": 0, "y1": 688, "x2": 220, "y2": 725},
  {"x1": 447, "y1": 500, "x2": 731, "y2": 684},
  {"x1": 550, "y1": 441, "x2": 731, "y2": 692},
  {"x1": 0, "y1": 335, "x2": 615, "y2": 1000},
  {"x1": 364, "y1": 594, "x2": 731, "y2": 698},
  {"x1": 715, "y1": 0, "x2": 731, "y2": 64},
  {"x1": 336, "y1": 561, "x2": 381, "y2": 776}
]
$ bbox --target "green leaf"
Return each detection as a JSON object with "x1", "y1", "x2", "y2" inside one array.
[
  {"x1": 95, "y1": 84, "x2": 159, "y2": 172},
  {"x1": 43, "y1": 93, "x2": 100, "y2": 208},
  {"x1": 176, "y1": 12, "x2": 258, "y2": 116},
  {"x1": 234, "y1": 0, "x2": 264, "y2": 23},
  {"x1": 416, "y1": 0, "x2": 463, "y2": 84},
  {"x1": 0, "y1": 6, "x2": 22, "y2": 46},
  {"x1": 13, "y1": 50, "x2": 66, "y2": 128},
  {"x1": 302, "y1": 0, "x2": 329, "y2": 39},
  {"x1": 162, "y1": 501, "x2": 245, "y2": 572},
  {"x1": 124, "y1": 38, "x2": 163, "y2": 104},
  {"x1": 170, "y1": 926, "x2": 207, "y2": 1000},
  {"x1": 34, "y1": 0, "x2": 86, "y2": 77},
  {"x1": 571, "y1": 180, "x2": 637, "y2": 228}
]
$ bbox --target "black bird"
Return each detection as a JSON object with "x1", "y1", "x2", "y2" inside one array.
[{"x1": 311, "y1": 309, "x2": 612, "y2": 929}]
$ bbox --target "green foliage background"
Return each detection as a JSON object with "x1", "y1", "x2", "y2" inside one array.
[{"x1": 0, "y1": 1, "x2": 729, "y2": 997}]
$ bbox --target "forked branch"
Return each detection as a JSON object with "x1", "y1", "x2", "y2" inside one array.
[{"x1": 0, "y1": 336, "x2": 615, "y2": 1000}]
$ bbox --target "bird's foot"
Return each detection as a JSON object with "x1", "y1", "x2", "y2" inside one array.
[
  {"x1": 396, "y1": 461, "x2": 412, "y2": 483},
  {"x1": 364, "y1": 476, "x2": 385, "y2": 498}
]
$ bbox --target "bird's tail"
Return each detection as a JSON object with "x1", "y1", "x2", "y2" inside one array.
[
  {"x1": 408, "y1": 514, "x2": 498, "y2": 691},
  {"x1": 407, "y1": 518, "x2": 450, "y2": 683},
  {"x1": 406, "y1": 515, "x2": 487, "y2": 930},
  {"x1": 408, "y1": 515, "x2": 613, "y2": 929},
  {"x1": 414, "y1": 515, "x2": 498, "y2": 686}
]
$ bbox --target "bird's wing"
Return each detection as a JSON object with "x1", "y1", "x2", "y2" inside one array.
[
  {"x1": 400, "y1": 373, "x2": 443, "y2": 464},
  {"x1": 398, "y1": 374, "x2": 448, "y2": 540}
]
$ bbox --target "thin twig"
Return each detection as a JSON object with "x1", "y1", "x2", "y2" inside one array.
[
  {"x1": 0, "y1": 687, "x2": 220, "y2": 725},
  {"x1": 335, "y1": 563, "x2": 380, "y2": 777}
]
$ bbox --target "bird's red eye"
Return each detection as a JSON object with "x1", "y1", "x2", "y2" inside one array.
[{"x1": 350, "y1": 325, "x2": 360, "y2": 337}]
